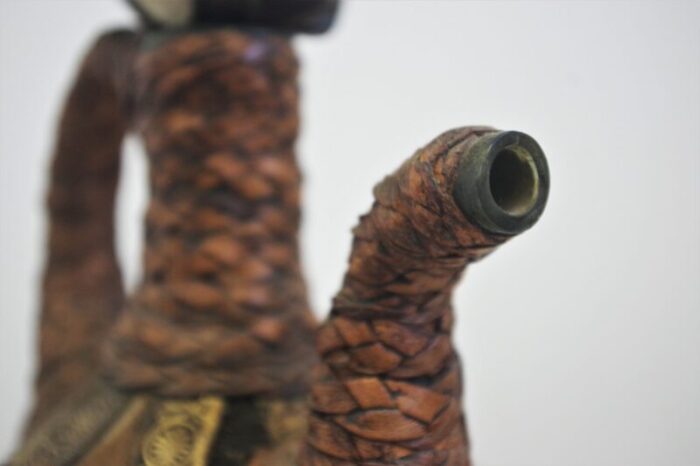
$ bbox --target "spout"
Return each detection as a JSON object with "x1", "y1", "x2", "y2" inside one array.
[{"x1": 300, "y1": 127, "x2": 550, "y2": 465}]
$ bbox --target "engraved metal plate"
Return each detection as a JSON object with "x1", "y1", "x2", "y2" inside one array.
[{"x1": 142, "y1": 396, "x2": 224, "y2": 466}]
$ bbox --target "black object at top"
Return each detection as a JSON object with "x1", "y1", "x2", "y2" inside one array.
[{"x1": 127, "y1": 0, "x2": 340, "y2": 34}]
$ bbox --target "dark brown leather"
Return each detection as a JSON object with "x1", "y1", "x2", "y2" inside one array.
[{"x1": 17, "y1": 20, "x2": 545, "y2": 466}]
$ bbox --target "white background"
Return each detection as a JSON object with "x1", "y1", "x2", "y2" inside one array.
[{"x1": 1, "y1": 1, "x2": 699, "y2": 465}]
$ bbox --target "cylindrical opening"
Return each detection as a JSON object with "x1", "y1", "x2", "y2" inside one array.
[
  {"x1": 453, "y1": 130, "x2": 550, "y2": 235},
  {"x1": 488, "y1": 147, "x2": 539, "y2": 216}
]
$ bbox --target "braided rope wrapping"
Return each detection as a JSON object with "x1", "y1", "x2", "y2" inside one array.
[
  {"x1": 300, "y1": 127, "x2": 509, "y2": 466},
  {"x1": 103, "y1": 30, "x2": 318, "y2": 397}
]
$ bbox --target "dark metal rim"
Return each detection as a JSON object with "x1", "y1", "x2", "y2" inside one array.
[{"x1": 453, "y1": 130, "x2": 550, "y2": 235}]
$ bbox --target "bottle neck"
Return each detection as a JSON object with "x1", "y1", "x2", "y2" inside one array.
[
  {"x1": 136, "y1": 132, "x2": 305, "y2": 323},
  {"x1": 104, "y1": 29, "x2": 317, "y2": 398}
]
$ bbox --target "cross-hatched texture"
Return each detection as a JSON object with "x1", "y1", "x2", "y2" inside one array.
[
  {"x1": 300, "y1": 127, "x2": 509, "y2": 466},
  {"x1": 103, "y1": 30, "x2": 317, "y2": 397}
]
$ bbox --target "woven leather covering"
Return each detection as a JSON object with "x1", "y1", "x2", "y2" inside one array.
[
  {"x1": 103, "y1": 30, "x2": 318, "y2": 397},
  {"x1": 300, "y1": 127, "x2": 508, "y2": 466}
]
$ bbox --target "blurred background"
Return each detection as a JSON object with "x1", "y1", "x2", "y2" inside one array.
[{"x1": 1, "y1": 1, "x2": 698, "y2": 465}]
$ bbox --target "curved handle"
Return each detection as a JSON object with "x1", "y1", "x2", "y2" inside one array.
[{"x1": 29, "y1": 30, "x2": 138, "y2": 432}]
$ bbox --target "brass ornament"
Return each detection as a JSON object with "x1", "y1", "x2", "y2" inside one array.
[{"x1": 142, "y1": 397, "x2": 225, "y2": 466}]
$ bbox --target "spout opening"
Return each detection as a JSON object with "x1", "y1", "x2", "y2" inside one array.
[
  {"x1": 489, "y1": 147, "x2": 539, "y2": 216},
  {"x1": 453, "y1": 130, "x2": 550, "y2": 235}
]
